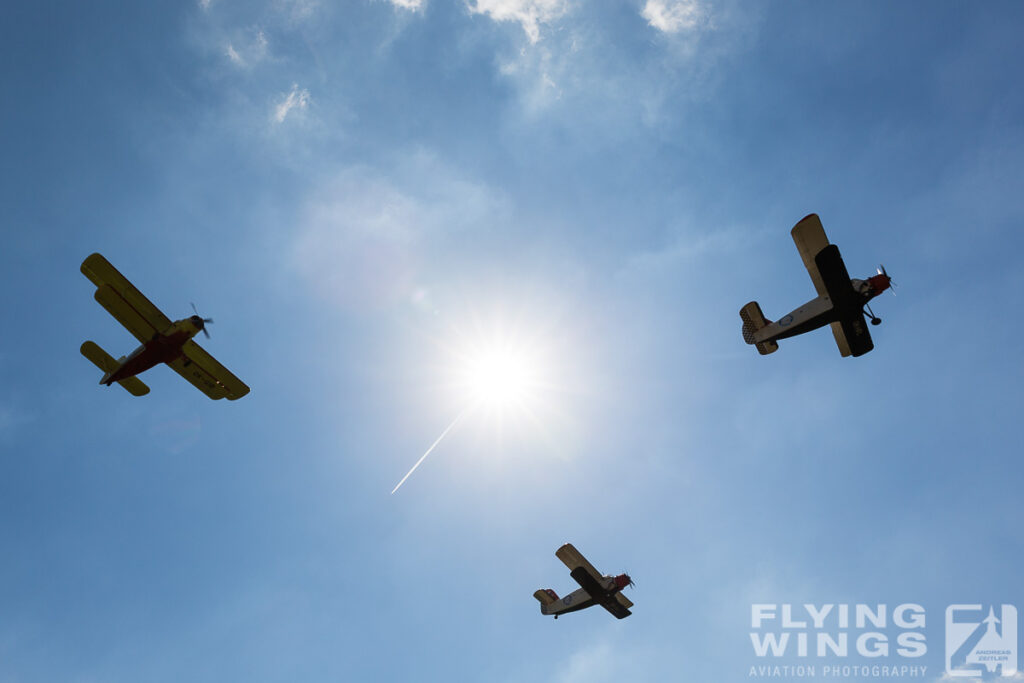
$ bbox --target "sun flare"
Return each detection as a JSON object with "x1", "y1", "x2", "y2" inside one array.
[
  {"x1": 392, "y1": 309, "x2": 574, "y2": 493},
  {"x1": 463, "y1": 347, "x2": 536, "y2": 407}
]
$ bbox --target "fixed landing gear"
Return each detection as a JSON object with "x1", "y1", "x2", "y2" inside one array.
[{"x1": 864, "y1": 302, "x2": 882, "y2": 326}]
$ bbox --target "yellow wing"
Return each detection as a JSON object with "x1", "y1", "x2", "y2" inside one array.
[
  {"x1": 82, "y1": 253, "x2": 172, "y2": 342},
  {"x1": 167, "y1": 340, "x2": 250, "y2": 401}
]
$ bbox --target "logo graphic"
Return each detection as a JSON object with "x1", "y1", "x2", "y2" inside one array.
[{"x1": 946, "y1": 604, "x2": 1018, "y2": 677}]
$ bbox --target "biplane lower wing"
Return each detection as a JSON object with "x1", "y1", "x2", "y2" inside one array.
[
  {"x1": 167, "y1": 340, "x2": 250, "y2": 401},
  {"x1": 602, "y1": 596, "x2": 632, "y2": 619},
  {"x1": 570, "y1": 566, "x2": 604, "y2": 596},
  {"x1": 82, "y1": 253, "x2": 172, "y2": 340},
  {"x1": 835, "y1": 316, "x2": 873, "y2": 357},
  {"x1": 569, "y1": 567, "x2": 631, "y2": 620},
  {"x1": 814, "y1": 244, "x2": 873, "y2": 357}
]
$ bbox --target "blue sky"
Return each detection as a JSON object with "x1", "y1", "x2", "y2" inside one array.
[{"x1": 2, "y1": 1, "x2": 1023, "y2": 681}]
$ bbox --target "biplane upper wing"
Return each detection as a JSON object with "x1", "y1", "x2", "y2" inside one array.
[
  {"x1": 557, "y1": 543, "x2": 602, "y2": 581},
  {"x1": 167, "y1": 340, "x2": 250, "y2": 401},
  {"x1": 791, "y1": 214, "x2": 830, "y2": 298},
  {"x1": 814, "y1": 244, "x2": 874, "y2": 357},
  {"x1": 81, "y1": 253, "x2": 172, "y2": 342}
]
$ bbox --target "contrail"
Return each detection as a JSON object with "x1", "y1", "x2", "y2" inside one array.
[{"x1": 391, "y1": 402, "x2": 476, "y2": 494}]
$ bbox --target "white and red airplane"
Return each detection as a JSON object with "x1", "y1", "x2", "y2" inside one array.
[
  {"x1": 740, "y1": 214, "x2": 893, "y2": 357},
  {"x1": 534, "y1": 543, "x2": 634, "y2": 619},
  {"x1": 79, "y1": 253, "x2": 249, "y2": 400}
]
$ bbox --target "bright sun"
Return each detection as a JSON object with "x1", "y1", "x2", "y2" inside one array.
[
  {"x1": 464, "y1": 348, "x2": 536, "y2": 406},
  {"x1": 447, "y1": 317, "x2": 550, "y2": 415},
  {"x1": 392, "y1": 313, "x2": 566, "y2": 493}
]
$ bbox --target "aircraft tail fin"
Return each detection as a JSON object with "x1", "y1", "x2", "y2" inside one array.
[
  {"x1": 533, "y1": 589, "x2": 558, "y2": 609},
  {"x1": 739, "y1": 302, "x2": 779, "y2": 355},
  {"x1": 80, "y1": 341, "x2": 150, "y2": 396}
]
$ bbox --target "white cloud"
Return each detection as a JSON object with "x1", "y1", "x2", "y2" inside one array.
[
  {"x1": 467, "y1": 0, "x2": 571, "y2": 43},
  {"x1": 641, "y1": 0, "x2": 703, "y2": 33},
  {"x1": 388, "y1": 0, "x2": 425, "y2": 9},
  {"x1": 273, "y1": 83, "x2": 311, "y2": 123}
]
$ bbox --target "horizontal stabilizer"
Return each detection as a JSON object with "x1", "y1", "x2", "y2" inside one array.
[
  {"x1": 739, "y1": 302, "x2": 779, "y2": 355},
  {"x1": 533, "y1": 589, "x2": 558, "y2": 606},
  {"x1": 80, "y1": 341, "x2": 149, "y2": 396},
  {"x1": 116, "y1": 376, "x2": 150, "y2": 397},
  {"x1": 81, "y1": 341, "x2": 119, "y2": 374}
]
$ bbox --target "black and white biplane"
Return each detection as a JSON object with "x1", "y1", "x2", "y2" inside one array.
[
  {"x1": 534, "y1": 543, "x2": 634, "y2": 620},
  {"x1": 740, "y1": 214, "x2": 893, "y2": 357}
]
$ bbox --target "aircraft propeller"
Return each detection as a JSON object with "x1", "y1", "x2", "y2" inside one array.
[
  {"x1": 877, "y1": 264, "x2": 897, "y2": 295},
  {"x1": 191, "y1": 302, "x2": 214, "y2": 338}
]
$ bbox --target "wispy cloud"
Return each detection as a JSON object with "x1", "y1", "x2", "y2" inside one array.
[
  {"x1": 387, "y1": 0, "x2": 425, "y2": 9},
  {"x1": 225, "y1": 29, "x2": 267, "y2": 67},
  {"x1": 641, "y1": 0, "x2": 704, "y2": 33},
  {"x1": 290, "y1": 153, "x2": 507, "y2": 311},
  {"x1": 467, "y1": 0, "x2": 572, "y2": 43},
  {"x1": 483, "y1": 1, "x2": 747, "y2": 126},
  {"x1": 273, "y1": 83, "x2": 311, "y2": 123}
]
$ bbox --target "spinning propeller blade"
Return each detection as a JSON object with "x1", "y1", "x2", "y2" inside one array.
[
  {"x1": 877, "y1": 264, "x2": 897, "y2": 295},
  {"x1": 190, "y1": 302, "x2": 214, "y2": 338}
]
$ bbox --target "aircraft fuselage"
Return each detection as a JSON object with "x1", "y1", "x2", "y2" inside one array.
[
  {"x1": 541, "y1": 574, "x2": 629, "y2": 617},
  {"x1": 753, "y1": 276, "x2": 885, "y2": 346},
  {"x1": 102, "y1": 318, "x2": 204, "y2": 385}
]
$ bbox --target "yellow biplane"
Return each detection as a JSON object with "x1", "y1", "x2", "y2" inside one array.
[{"x1": 79, "y1": 253, "x2": 249, "y2": 400}]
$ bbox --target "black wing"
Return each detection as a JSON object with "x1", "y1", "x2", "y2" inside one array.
[
  {"x1": 570, "y1": 567, "x2": 631, "y2": 619},
  {"x1": 814, "y1": 244, "x2": 874, "y2": 357}
]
